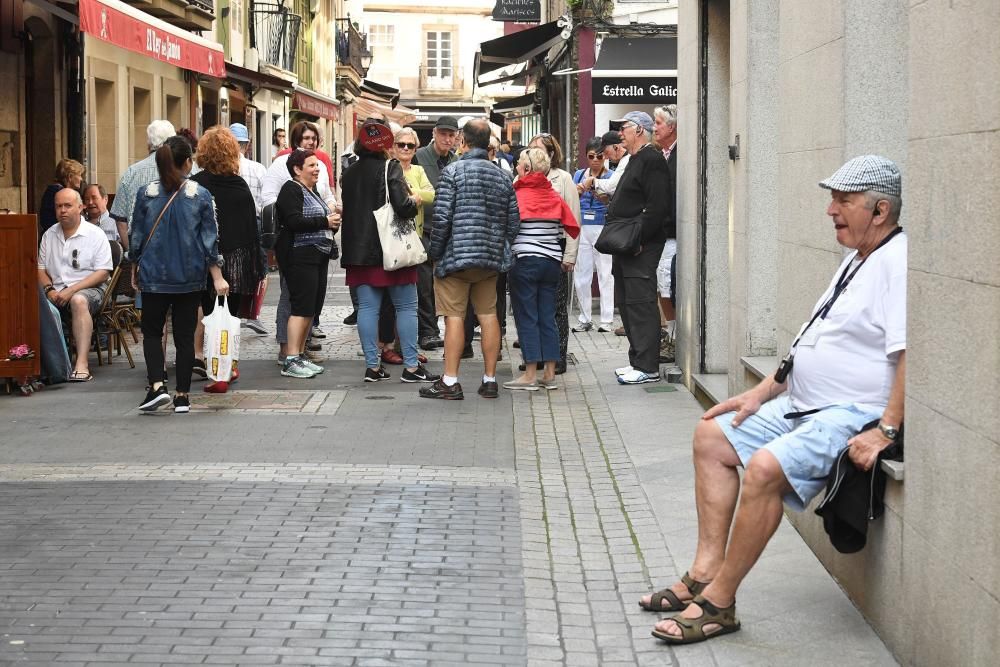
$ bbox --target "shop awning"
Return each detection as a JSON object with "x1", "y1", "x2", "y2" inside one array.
[
  {"x1": 360, "y1": 79, "x2": 400, "y2": 107},
  {"x1": 352, "y1": 97, "x2": 417, "y2": 127},
  {"x1": 226, "y1": 61, "x2": 294, "y2": 94},
  {"x1": 475, "y1": 20, "x2": 562, "y2": 85},
  {"x1": 293, "y1": 85, "x2": 340, "y2": 121},
  {"x1": 592, "y1": 37, "x2": 677, "y2": 78},
  {"x1": 79, "y1": 0, "x2": 226, "y2": 78},
  {"x1": 492, "y1": 93, "x2": 537, "y2": 113}
]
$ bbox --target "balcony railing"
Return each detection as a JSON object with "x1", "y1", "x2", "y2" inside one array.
[
  {"x1": 250, "y1": 2, "x2": 301, "y2": 73},
  {"x1": 335, "y1": 18, "x2": 368, "y2": 78},
  {"x1": 419, "y1": 65, "x2": 464, "y2": 93}
]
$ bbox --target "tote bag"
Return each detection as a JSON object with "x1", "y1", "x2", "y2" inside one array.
[{"x1": 375, "y1": 161, "x2": 427, "y2": 271}]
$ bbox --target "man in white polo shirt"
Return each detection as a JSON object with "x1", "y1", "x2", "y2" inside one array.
[{"x1": 38, "y1": 187, "x2": 113, "y2": 382}]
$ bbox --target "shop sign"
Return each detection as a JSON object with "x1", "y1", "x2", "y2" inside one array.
[
  {"x1": 592, "y1": 77, "x2": 678, "y2": 105},
  {"x1": 293, "y1": 92, "x2": 340, "y2": 121},
  {"x1": 492, "y1": 0, "x2": 541, "y2": 23},
  {"x1": 79, "y1": 0, "x2": 226, "y2": 78}
]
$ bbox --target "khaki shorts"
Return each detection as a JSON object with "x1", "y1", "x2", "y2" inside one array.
[{"x1": 434, "y1": 268, "x2": 498, "y2": 318}]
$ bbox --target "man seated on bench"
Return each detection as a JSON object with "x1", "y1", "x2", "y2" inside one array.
[
  {"x1": 37, "y1": 187, "x2": 113, "y2": 382},
  {"x1": 641, "y1": 156, "x2": 907, "y2": 645}
]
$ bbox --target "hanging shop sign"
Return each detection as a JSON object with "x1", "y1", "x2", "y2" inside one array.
[
  {"x1": 492, "y1": 0, "x2": 541, "y2": 23},
  {"x1": 592, "y1": 77, "x2": 678, "y2": 105},
  {"x1": 79, "y1": 0, "x2": 226, "y2": 78}
]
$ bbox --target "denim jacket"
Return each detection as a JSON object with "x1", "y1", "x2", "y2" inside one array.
[{"x1": 129, "y1": 180, "x2": 222, "y2": 294}]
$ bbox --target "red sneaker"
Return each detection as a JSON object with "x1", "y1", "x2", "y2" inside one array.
[{"x1": 204, "y1": 381, "x2": 229, "y2": 393}]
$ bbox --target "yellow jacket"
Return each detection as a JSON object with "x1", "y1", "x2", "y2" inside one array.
[{"x1": 403, "y1": 164, "x2": 435, "y2": 237}]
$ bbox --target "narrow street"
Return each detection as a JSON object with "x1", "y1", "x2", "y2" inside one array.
[{"x1": 0, "y1": 270, "x2": 896, "y2": 666}]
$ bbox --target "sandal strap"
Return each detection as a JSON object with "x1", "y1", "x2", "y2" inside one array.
[
  {"x1": 649, "y1": 588, "x2": 683, "y2": 610},
  {"x1": 691, "y1": 595, "x2": 737, "y2": 622},
  {"x1": 680, "y1": 571, "x2": 710, "y2": 596}
]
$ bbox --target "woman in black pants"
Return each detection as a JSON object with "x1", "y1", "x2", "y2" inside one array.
[
  {"x1": 130, "y1": 136, "x2": 229, "y2": 413},
  {"x1": 274, "y1": 149, "x2": 341, "y2": 379}
]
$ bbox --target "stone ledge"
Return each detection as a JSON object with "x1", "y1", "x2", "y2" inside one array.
[{"x1": 692, "y1": 372, "x2": 728, "y2": 405}]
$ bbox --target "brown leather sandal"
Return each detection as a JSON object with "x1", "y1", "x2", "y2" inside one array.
[
  {"x1": 651, "y1": 595, "x2": 741, "y2": 644},
  {"x1": 638, "y1": 571, "x2": 710, "y2": 612}
]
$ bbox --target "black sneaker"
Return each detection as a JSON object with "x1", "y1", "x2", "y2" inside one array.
[
  {"x1": 306, "y1": 339, "x2": 322, "y2": 351},
  {"x1": 418, "y1": 379, "x2": 464, "y2": 400},
  {"x1": 343, "y1": 311, "x2": 358, "y2": 325},
  {"x1": 401, "y1": 365, "x2": 440, "y2": 383},
  {"x1": 138, "y1": 385, "x2": 172, "y2": 412},
  {"x1": 478, "y1": 381, "x2": 499, "y2": 399},
  {"x1": 419, "y1": 336, "x2": 443, "y2": 350},
  {"x1": 192, "y1": 359, "x2": 207, "y2": 380},
  {"x1": 364, "y1": 366, "x2": 391, "y2": 382},
  {"x1": 173, "y1": 395, "x2": 190, "y2": 414}
]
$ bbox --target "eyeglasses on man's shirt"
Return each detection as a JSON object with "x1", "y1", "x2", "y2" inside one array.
[
  {"x1": 71, "y1": 248, "x2": 80, "y2": 270},
  {"x1": 395, "y1": 142, "x2": 416, "y2": 150}
]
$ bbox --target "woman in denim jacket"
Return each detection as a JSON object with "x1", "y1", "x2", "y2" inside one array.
[{"x1": 129, "y1": 135, "x2": 229, "y2": 414}]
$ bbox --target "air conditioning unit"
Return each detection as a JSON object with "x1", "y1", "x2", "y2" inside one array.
[{"x1": 245, "y1": 47, "x2": 259, "y2": 71}]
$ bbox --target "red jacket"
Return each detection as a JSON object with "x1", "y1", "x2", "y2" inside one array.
[{"x1": 513, "y1": 172, "x2": 580, "y2": 239}]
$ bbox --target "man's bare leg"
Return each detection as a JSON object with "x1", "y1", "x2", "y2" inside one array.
[
  {"x1": 654, "y1": 448, "x2": 790, "y2": 638},
  {"x1": 69, "y1": 295, "x2": 94, "y2": 374},
  {"x1": 442, "y1": 315, "x2": 465, "y2": 378},
  {"x1": 477, "y1": 313, "x2": 500, "y2": 378},
  {"x1": 640, "y1": 419, "x2": 741, "y2": 609}
]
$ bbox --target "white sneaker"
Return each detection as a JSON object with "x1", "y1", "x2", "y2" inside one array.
[
  {"x1": 615, "y1": 365, "x2": 634, "y2": 377},
  {"x1": 617, "y1": 369, "x2": 660, "y2": 385}
]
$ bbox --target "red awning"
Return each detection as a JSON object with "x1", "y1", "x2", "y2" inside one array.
[
  {"x1": 292, "y1": 88, "x2": 340, "y2": 121},
  {"x1": 79, "y1": 0, "x2": 226, "y2": 78}
]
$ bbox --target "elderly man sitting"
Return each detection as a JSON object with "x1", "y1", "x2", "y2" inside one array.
[
  {"x1": 643, "y1": 156, "x2": 907, "y2": 644},
  {"x1": 38, "y1": 188, "x2": 113, "y2": 382}
]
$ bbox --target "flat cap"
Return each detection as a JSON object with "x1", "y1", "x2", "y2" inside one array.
[
  {"x1": 819, "y1": 155, "x2": 901, "y2": 197},
  {"x1": 600, "y1": 130, "x2": 623, "y2": 148}
]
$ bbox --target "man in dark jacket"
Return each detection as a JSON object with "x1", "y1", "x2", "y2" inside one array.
[
  {"x1": 606, "y1": 111, "x2": 670, "y2": 385},
  {"x1": 419, "y1": 119, "x2": 520, "y2": 401},
  {"x1": 412, "y1": 116, "x2": 459, "y2": 350}
]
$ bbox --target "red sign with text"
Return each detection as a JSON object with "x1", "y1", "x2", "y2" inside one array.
[{"x1": 79, "y1": 0, "x2": 225, "y2": 78}]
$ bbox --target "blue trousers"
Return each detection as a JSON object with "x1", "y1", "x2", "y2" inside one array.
[
  {"x1": 509, "y1": 255, "x2": 561, "y2": 363},
  {"x1": 357, "y1": 283, "x2": 419, "y2": 368}
]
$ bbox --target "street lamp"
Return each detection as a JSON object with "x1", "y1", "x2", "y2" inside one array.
[{"x1": 361, "y1": 50, "x2": 373, "y2": 72}]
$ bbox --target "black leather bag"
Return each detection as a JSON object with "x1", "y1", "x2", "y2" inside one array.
[
  {"x1": 260, "y1": 203, "x2": 277, "y2": 250},
  {"x1": 594, "y1": 215, "x2": 642, "y2": 255}
]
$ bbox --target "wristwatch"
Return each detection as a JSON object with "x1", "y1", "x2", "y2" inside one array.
[
  {"x1": 43, "y1": 284, "x2": 55, "y2": 294},
  {"x1": 878, "y1": 422, "x2": 900, "y2": 441}
]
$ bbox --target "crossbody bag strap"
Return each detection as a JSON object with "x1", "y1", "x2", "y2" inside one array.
[{"x1": 383, "y1": 160, "x2": 391, "y2": 207}]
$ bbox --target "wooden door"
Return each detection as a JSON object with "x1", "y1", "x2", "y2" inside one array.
[{"x1": 0, "y1": 214, "x2": 41, "y2": 378}]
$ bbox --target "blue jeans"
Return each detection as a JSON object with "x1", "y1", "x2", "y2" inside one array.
[
  {"x1": 509, "y1": 255, "x2": 561, "y2": 363},
  {"x1": 357, "y1": 283, "x2": 419, "y2": 368}
]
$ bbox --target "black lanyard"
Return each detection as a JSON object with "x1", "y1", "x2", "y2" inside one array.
[{"x1": 790, "y1": 227, "x2": 903, "y2": 351}]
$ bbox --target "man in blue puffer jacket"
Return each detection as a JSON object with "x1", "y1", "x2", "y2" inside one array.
[{"x1": 420, "y1": 119, "x2": 520, "y2": 401}]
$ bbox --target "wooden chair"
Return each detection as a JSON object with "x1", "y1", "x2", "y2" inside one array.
[{"x1": 92, "y1": 241, "x2": 135, "y2": 368}]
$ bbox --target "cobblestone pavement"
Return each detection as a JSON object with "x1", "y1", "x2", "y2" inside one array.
[{"x1": 0, "y1": 270, "x2": 897, "y2": 666}]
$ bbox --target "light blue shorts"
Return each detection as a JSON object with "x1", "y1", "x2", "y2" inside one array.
[{"x1": 714, "y1": 396, "x2": 881, "y2": 511}]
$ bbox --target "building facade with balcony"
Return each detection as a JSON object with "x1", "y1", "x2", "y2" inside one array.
[{"x1": 354, "y1": 0, "x2": 504, "y2": 137}]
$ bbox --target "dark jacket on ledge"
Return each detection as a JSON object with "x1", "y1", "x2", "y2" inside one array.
[
  {"x1": 340, "y1": 152, "x2": 417, "y2": 267},
  {"x1": 429, "y1": 148, "x2": 520, "y2": 277}
]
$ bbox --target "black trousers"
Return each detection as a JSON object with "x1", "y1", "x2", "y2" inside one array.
[
  {"x1": 141, "y1": 291, "x2": 201, "y2": 393},
  {"x1": 556, "y1": 270, "x2": 569, "y2": 364},
  {"x1": 612, "y1": 242, "x2": 664, "y2": 374},
  {"x1": 417, "y1": 235, "x2": 438, "y2": 340}
]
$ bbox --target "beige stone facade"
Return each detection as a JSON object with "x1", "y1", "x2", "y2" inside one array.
[{"x1": 676, "y1": 1, "x2": 999, "y2": 664}]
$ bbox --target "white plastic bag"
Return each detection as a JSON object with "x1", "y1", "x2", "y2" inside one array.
[{"x1": 202, "y1": 296, "x2": 241, "y2": 382}]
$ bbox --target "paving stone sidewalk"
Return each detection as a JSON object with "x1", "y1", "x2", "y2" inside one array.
[{"x1": 0, "y1": 269, "x2": 897, "y2": 666}]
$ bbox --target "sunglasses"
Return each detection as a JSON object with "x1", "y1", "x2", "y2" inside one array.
[
  {"x1": 587, "y1": 153, "x2": 601, "y2": 159},
  {"x1": 395, "y1": 142, "x2": 416, "y2": 150},
  {"x1": 71, "y1": 248, "x2": 80, "y2": 270}
]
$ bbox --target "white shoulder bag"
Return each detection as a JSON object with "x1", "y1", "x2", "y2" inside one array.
[{"x1": 374, "y1": 160, "x2": 427, "y2": 271}]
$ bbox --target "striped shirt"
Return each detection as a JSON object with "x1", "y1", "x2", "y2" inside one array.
[
  {"x1": 239, "y1": 156, "x2": 268, "y2": 214},
  {"x1": 512, "y1": 219, "x2": 563, "y2": 262}
]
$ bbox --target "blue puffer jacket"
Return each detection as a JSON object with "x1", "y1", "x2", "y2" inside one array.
[
  {"x1": 129, "y1": 180, "x2": 222, "y2": 294},
  {"x1": 429, "y1": 148, "x2": 520, "y2": 277}
]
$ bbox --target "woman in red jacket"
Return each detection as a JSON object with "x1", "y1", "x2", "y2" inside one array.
[{"x1": 506, "y1": 147, "x2": 579, "y2": 391}]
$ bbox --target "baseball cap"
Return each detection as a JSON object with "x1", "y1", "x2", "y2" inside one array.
[
  {"x1": 435, "y1": 115, "x2": 459, "y2": 131},
  {"x1": 819, "y1": 155, "x2": 901, "y2": 197},
  {"x1": 600, "y1": 131, "x2": 623, "y2": 148},
  {"x1": 612, "y1": 111, "x2": 654, "y2": 134},
  {"x1": 357, "y1": 121, "x2": 394, "y2": 152},
  {"x1": 228, "y1": 123, "x2": 250, "y2": 143}
]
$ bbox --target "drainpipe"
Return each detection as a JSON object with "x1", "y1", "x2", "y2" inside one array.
[{"x1": 698, "y1": 0, "x2": 709, "y2": 374}]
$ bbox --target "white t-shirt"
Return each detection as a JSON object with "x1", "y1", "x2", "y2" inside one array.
[
  {"x1": 38, "y1": 220, "x2": 113, "y2": 291},
  {"x1": 594, "y1": 153, "x2": 629, "y2": 197},
  {"x1": 788, "y1": 231, "x2": 907, "y2": 411},
  {"x1": 261, "y1": 153, "x2": 332, "y2": 207}
]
